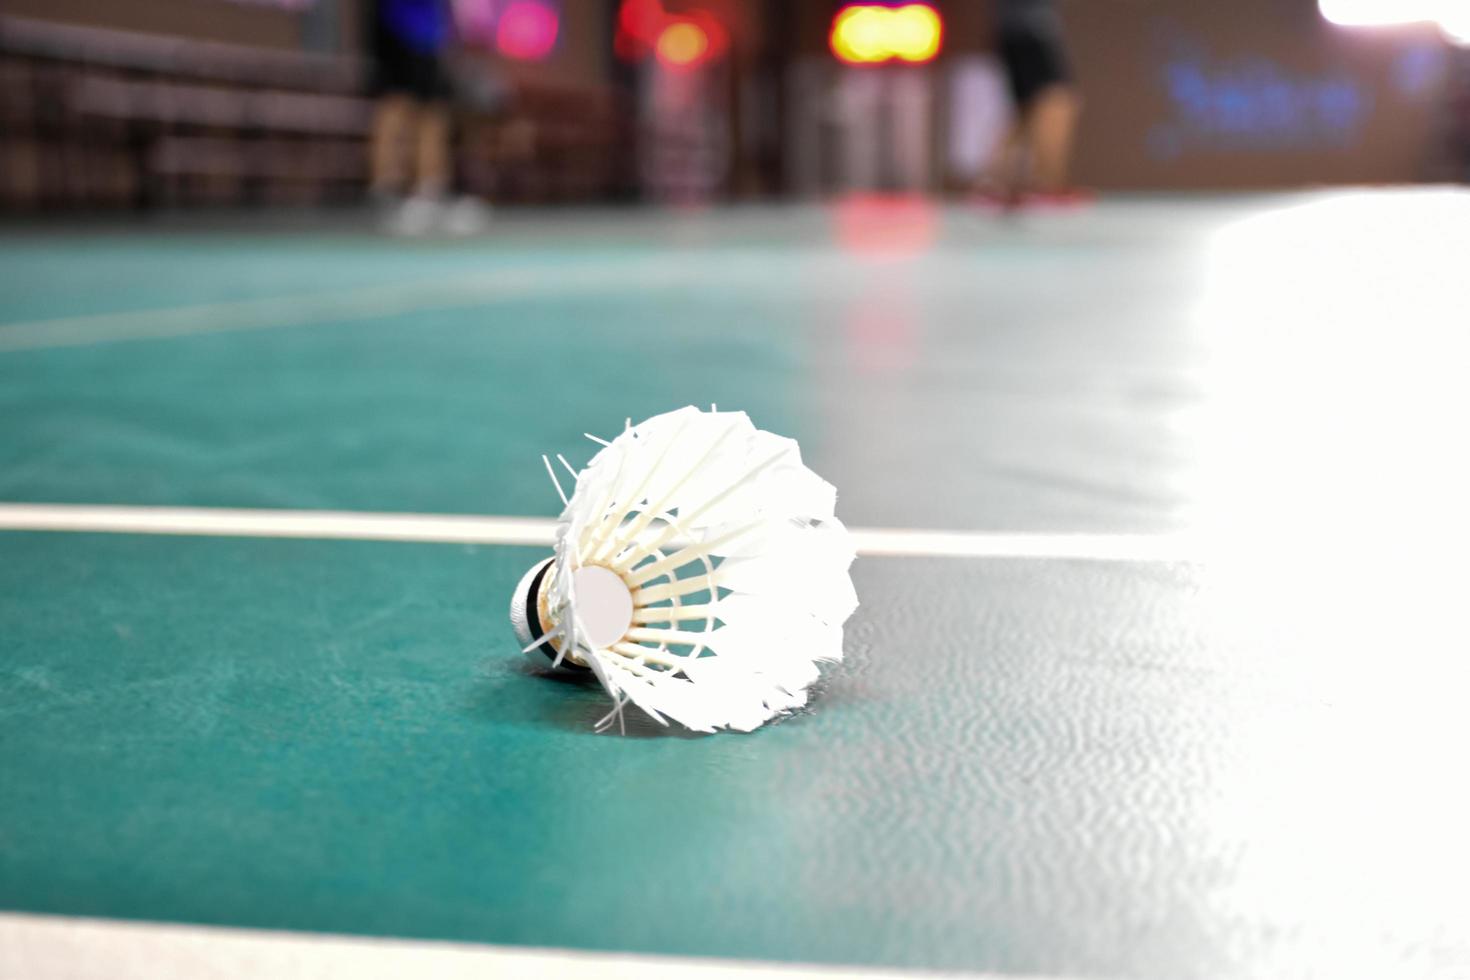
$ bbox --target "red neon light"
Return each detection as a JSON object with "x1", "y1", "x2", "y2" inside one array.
[{"x1": 617, "y1": 0, "x2": 728, "y2": 66}]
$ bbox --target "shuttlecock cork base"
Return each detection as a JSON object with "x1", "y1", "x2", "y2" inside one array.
[
  {"x1": 509, "y1": 406, "x2": 858, "y2": 735},
  {"x1": 511, "y1": 558, "x2": 634, "y2": 673}
]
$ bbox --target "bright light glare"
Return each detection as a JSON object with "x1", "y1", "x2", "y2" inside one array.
[
  {"x1": 831, "y1": 4, "x2": 944, "y2": 65},
  {"x1": 1440, "y1": 8, "x2": 1470, "y2": 43},
  {"x1": 496, "y1": 0, "x2": 559, "y2": 61},
  {"x1": 656, "y1": 20, "x2": 710, "y2": 69},
  {"x1": 1186, "y1": 190, "x2": 1470, "y2": 567},
  {"x1": 619, "y1": 0, "x2": 728, "y2": 66},
  {"x1": 1182, "y1": 194, "x2": 1470, "y2": 965},
  {"x1": 887, "y1": 5, "x2": 943, "y2": 62},
  {"x1": 1320, "y1": 0, "x2": 1426, "y2": 26},
  {"x1": 1320, "y1": 0, "x2": 1469, "y2": 43},
  {"x1": 833, "y1": 7, "x2": 889, "y2": 63}
]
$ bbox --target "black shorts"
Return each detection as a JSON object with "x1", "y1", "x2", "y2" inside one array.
[
  {"x1": 370, "y1": 28, "x2": 450, "y2": 101},
  {"x1": 998, "y1": 28, "x2": 1071, "y2": 109}
]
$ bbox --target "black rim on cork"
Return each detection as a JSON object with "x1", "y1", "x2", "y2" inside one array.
[{"x1": 524, "y1": 560, "x2": 590, "y2": 672}]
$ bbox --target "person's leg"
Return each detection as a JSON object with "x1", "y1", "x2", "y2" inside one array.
[
  {"x1": 412, "y1": 101, "x2": 451, "y2": 198},
  {"x1": 1004, "y1": 118, "x2": 1034, "y2": 196},
  {"x1": 370, "y1": 94, "x2": 415, "y2": 197},
  {"x1": 994, "y1": 33, "x2": 1045, "y2": 200},
  {"x1": 1025, "y1": 84, "x2": 1080, "y2": 192},
  {"x1": 976, "y1": 118, "x2": 1029, "y2": 202},
  {"x1": 386, "y1": 98, "x2": 469, "y2": 236}
]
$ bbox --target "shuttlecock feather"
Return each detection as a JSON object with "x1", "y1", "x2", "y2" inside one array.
[{"x1": 508, "y1": 406, "x2": 858, "y2": 734}]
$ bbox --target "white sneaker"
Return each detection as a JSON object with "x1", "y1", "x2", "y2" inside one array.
[
  {"x1": 384, "y1": 194, "x2": 442, "y2": 237},
  {"x1": 441, "y1": 196, "x2": 491, "y2": 237}
]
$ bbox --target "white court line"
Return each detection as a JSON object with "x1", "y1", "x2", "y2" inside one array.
[
  {"x1": 0, "y1": 248, "x2": 898, "y2": 354},
  {"x1": 0, "y1": 503, "x2": 1201, "y2": 561},
  {"x1": 0, "y1": 503, "x2": 558, "y2": 546},
  {"x1": 0, "y1": 912, "x2": 1044, "y2": 980},
  {"x1": 0, "y1": 261, "x2": 695, "y2": 353}
]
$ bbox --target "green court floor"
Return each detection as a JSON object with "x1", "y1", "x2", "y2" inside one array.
[{"x1": 2, "y1": 193, "x2": 1469, "y2": 978}]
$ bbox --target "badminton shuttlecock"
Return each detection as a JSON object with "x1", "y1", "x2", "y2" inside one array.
[{"x1": 509, "y1": 406, "x2": 858, "y2": 734}]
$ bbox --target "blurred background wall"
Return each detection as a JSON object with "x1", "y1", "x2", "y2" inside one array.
[
  {"x1": 1064, "y1": 0, "x2": 1458, "y2": 188},
  {"x1": 1, "y1": 0, "x2": 315, "y2": 50},
  {"x1": 1, "y1": 0, "x2": 1465, "y2": 211}
]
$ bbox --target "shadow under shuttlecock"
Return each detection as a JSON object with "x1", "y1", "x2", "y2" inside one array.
[
  {"x1": 531, "y1": 666, "x2": 836, "y2": 738},
  {"x1": 463, "y1": 655, "x2": 851, "y2": 738},
  {"x1": 548, "y1": 696, "x2": 710, "y2": 739},
  {"x1": 463, "y1": 659, "x2": 709, "y2": 738}
]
